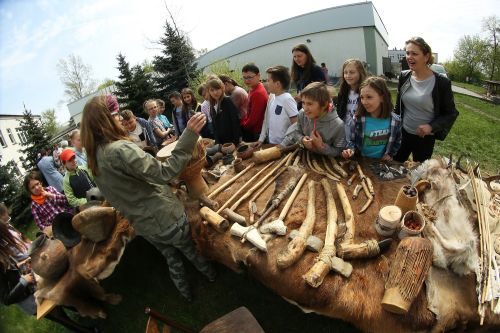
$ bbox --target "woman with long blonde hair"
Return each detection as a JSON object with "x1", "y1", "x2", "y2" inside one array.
[{"x1": 81, "y1": 95, "x2": 215, "y2": 301}]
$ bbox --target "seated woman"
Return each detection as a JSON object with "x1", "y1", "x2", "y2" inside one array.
[{"x1": 24, "y1": 171, "x2": 73, "y2": 231}]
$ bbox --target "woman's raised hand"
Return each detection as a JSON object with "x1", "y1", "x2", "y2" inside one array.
[{"x1": 186, "y1": 113, "x2": 206, "y2": 135}]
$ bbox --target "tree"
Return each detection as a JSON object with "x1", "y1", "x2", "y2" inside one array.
[
  {"x1": 115, "y1": 53, "x2": 157, "y2": 118},
  {"x1": 18, "y1": 105, "x2": 51, "y2": 171},
  {"x1": 453, "y1": 35, "x2": 488, "y2": 81},
  {"x1": 115, "y1": 53, "x2": 135, "y2": 111},
  {"x1": 443, "y1": 60, "x2": 468, "y2": 82},
  {"x1": 0, "y1": 161, "x2": 21, "y2": 207},
  {"x1": 57, "y1": 54, "x2": 97, "y2": 102},
  {"x1": 482, "y1": 15, "x2": 500, "y2": 80},
  {"x1": 41, "y1": 109, "x2": 59, "y2": 139},
  {"x1": 153, "y1": 19, "x2": 199, "y2": 97}
]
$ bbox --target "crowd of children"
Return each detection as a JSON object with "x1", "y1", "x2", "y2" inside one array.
[{"x1": 5, "y1": 38, "x2": 458, "y2": 318}]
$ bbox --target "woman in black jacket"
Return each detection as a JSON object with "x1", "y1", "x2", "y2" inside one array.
[
  {"x1": 393, "y1": 37, "x2": 459, "y2": 162},
  {"x1": 206, "y1": 77, "x2": 241, "y2": 145},
  {"x1": 291, "y1": 44, "x2": 326, "y2": 110}
]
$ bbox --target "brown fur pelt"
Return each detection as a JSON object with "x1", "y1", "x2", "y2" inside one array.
[
  {"x1": 187, "y1": 156, "x2": 500, "y2": 332},
  {"x1": 35, "y1": 210, "x2": 134, "y2": 318}
]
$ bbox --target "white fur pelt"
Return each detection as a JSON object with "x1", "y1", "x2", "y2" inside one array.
[{"x1": 416, "y1": 159, "x2": 479, "y2": 275}]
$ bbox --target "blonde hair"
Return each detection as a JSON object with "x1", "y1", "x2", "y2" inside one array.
[
  {"x1": 80, "y1": 95, "x2": 129, "y2": 176},
  {"x1": 69, "y1": 129, "x2": 80, "y2": 141}
]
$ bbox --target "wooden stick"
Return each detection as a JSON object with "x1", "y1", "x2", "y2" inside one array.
[
  {"x1": 216, "y1": 162, "x2": 274, "y2": 213},
  {"x1": 286, "y1": 148, "x2": 299, "y2": 166},
  {"x1": 223, "y1": 155, "x2": 289, "y2": 213},
  {"x1": 254, "y1": 171, "x2": 304, "y2": 228},
  {"x1": 337, "y1": 182, "x2": 355, "y2": 245},
  {"x1": 276, "y1": 173, "x2": 308, "y2": 221},
  {"x1": 199, "y1": 195, "x2": 219, "y2": 211},
  {"x1": 208, "y1": 162, "x2": 255, "y2": 199},
  {"x1": 222, "y1": 208, "x2": 246, "y2": 225},
  {"x1": 248, "y1": 168, "x2": 287, "y2": 224},
  {"x1": 277, "y1": 180, "x2": 316, "y2": 269}
]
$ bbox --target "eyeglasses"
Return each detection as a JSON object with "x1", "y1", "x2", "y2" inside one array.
[{"x1": 242, "y1": 75, "x2": 256, "y2": 80}]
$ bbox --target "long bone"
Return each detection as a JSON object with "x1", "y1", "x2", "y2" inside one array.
[
  {"x1": 303, "y1": 179, "x2": 353, "y2": 287},
  {"x1": 277, "y1": 180, "x2": 317, "y2": 269}
]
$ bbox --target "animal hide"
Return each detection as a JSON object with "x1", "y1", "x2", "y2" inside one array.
[
  {"x1": 415, "y1": 159, "x2": 479, "y2": 275},
  {"x1": 35, "y1": 211, "x2": 134, "y2": 318},
  {"x1": 188, "y1": 156, "x2": 500, "y2": 332}
]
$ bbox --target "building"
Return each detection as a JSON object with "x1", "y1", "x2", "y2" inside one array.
[
  {"x1": 0, "y1": 114, "x2": 40, "y2": 174},
  {"x1": 196, "y1": 1, "x2": 389, "y2": 78},
  {"x1": 67, "y1": 85, "x2": 116, "y2": 126}
]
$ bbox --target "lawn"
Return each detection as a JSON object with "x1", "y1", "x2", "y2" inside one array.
[
  {"x1": 451, "y1": 81, "x2": 487, "y2": 95},
  {"x1": 1, "y1": 92, "x2": 497, "y2": 333}
]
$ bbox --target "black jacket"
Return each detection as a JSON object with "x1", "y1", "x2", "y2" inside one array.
[
  {"x1": 211, "y1": 97, "x2": 241, "y2": 145},
  {"x1": 394, "y1": 70, "x2": 459, "y2": 140}
]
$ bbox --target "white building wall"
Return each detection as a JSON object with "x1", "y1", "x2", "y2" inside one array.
[
  {"x1": 212, "y1": 28, "x2": 368, "y2": 80},
  {"x1": 0, "y1": 115, "x2": 38, "y2": 174},
  {"x1": 374, "y1": 32, "x2": 389, "y2": 74}
]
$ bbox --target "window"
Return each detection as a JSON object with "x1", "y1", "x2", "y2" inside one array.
[
  {"x1": 7, "y1": 128, "x2": 16, "y2": 144},
  {"x1": 16, "y1": 128, "x2": 27, "y2": 144},
  {"x1": 0, "y1": 130, "x2": 7, "y2": 147}
]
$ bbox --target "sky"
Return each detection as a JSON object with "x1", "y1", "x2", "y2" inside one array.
[{"x1": 0, "y1": 0, "x2": 498, "y2": 123}]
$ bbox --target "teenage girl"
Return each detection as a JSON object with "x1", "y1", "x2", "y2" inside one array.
[
  {"x1": 335, "y1": 59, "x2": 368, "y2": 141},
  {"x1": 206, "y1": 77, "x2": 241, "y2": 145},
  {"x1": 181, "y1": 88, "x2": 201, "y2": 116},
  {"x1": 342, "y1": 76, "x2": 401, "y2": 161}
]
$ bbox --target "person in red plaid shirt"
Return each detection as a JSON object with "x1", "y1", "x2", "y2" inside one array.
[{"x1": 23, "y1": 171, "x2": 73, "y2": 230}]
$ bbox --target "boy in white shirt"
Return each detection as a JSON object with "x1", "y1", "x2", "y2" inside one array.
[{"x1": 256, "y1": 66, "x2": 298, "y2": 147}]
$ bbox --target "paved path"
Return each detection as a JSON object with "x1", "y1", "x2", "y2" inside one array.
[{"x1": 451, "y1": 85, "x2": 485, "y2": 99}]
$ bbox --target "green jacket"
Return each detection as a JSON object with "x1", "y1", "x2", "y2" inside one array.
[
  {"x1": 63, "y1": 165, "x2": 95, "y2": 208},
  {"x1": 94, "y1": 129, "x2": 199, "y2": 236}
]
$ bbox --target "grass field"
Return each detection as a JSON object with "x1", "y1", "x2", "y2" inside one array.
[{"x1": 0, "y1": 91, "x2": 498, "y2": 333}]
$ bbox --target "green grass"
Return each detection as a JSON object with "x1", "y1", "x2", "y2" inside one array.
[
  {"x1": 434, "y1": 95, "x2": 499, "y2": 173},
  {"x1": 452, "y1": 81, "x2": 487, "y2": 95}
]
